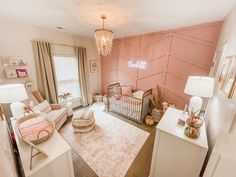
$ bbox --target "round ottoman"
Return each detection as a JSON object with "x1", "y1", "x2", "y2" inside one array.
[{"x1": 72, "y1": 109, "x2": 95, "y2": 133}]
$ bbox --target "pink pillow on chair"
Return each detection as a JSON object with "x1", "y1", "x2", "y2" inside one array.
[{"x1": 121, "y1": 86, "x2": 132, "y2": 96}]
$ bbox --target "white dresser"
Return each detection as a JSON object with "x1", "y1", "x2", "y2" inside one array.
[
  {"x1": 150, "y1": 108, "x2": 208, "y2": 177},
  {"x1": 11, "y1": 118, "x2": 74, "y2": 177}
]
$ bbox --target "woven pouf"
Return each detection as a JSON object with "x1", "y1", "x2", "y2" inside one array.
[{"x1": 72, "y1": 109, "x2": 95, "y2": 133}]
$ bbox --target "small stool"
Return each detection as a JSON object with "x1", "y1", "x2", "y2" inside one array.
[{"x1": 72, "y1": 109, "x2": 95, "y2": 133}]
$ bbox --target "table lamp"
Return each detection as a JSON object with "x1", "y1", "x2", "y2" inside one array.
[
  {"x1": 184, "y1": 76, "x2": 214, "y2": 112},
  {"x1": 0, "y1": 84, "x2": 28, "y2": 129}
]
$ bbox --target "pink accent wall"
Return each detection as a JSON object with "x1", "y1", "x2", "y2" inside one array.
[{"x1": 101, "y1": 22, "x2": 222, "y2": 108}]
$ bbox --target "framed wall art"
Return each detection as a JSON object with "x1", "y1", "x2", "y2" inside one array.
[
  {"x1": 5, "y1": 68, "x2": 17, "y2": 78},
  {"x1": 217, "y1": 55, "x2": 236, "y2": 98},
  {"x1": 90, "y1": 60, "x2": 99, "y2": 73},
  {"x1": 16, "y1": 69, "x2": 28, "y2": 78},
  {"x1": 1, "y1": 57, "x2": 27, "y2": 67}
]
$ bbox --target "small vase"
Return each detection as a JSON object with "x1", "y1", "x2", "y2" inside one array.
[{"x1": 152, "y1": 109, "x2": 162, "y2": 122}]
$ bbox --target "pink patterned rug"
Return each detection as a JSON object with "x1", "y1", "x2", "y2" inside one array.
[{"x1": 60, "y1": 111, "x2": 149, "y2": 177}]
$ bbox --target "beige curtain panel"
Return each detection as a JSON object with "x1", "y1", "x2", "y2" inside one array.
[
  {"x1": 32, "y1": 40, "x2": 58, "y2": 103},
  {"x1": 76, "y1": 47, "x2": 90, "y2": 106}
]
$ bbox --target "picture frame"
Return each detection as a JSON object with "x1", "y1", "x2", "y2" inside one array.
[
  {"x1": 5, "y1": 68, "x2": 17, "y2": 78},
  {"x1": 25, "y1": 81, "x2": 34, "y2": 90},
  {"x1": 217, "y1": 55, "x2": 236, "y2": 98},
  {"x1": 1, "y1": 57, "x2": 27, "y2": 67},
  {"x1": 16, "y1": 69, "x2": 28, "y2": 78},
  {"x1": 217, "y1": 56, "x2": 233, "y2": 89},
  {"x1": 90, "y1": 60, "x2": 99, "y2": 73}
]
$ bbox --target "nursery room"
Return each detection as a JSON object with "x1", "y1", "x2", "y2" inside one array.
[{"x1": 0, "y1": 0, "x2": 236, "y2": 177}]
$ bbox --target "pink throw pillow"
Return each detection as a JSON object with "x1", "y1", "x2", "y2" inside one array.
[
  {"x1": 113, "y1": 86, "x2": 122, "y2": 94},
  {"x1": 121, "y1": 86, "x2": 132, "y2": 96}
]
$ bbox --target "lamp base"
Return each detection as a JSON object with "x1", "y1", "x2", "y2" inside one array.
[{"x1": 189, "y1": 96, "x2": 202, "y2": 112}]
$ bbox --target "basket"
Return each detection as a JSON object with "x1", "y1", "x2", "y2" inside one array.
[{"x1": 15, "y1": 113, "x2": 55, "y2": 145}]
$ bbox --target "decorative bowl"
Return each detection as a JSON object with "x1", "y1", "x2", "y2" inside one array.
[
  {"x1": 184, "y1": 126, "x2": 200, "y2": 139},
  {"x1": 186, "y1": 117, "x2": 203, "y2": 128}
]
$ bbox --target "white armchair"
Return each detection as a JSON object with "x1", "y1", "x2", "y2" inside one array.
[{"x1": 10, "y1": 91, "x2": 68, "y2": 131}]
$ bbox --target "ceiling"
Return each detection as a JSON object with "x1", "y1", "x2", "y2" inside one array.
[{"x1": 0, "y1": 0, "x2": 236, "y2": 39}]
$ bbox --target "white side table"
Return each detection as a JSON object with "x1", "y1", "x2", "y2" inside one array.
[{"x1": 65, "y1": 102, "x2": 73, "y2": 117}]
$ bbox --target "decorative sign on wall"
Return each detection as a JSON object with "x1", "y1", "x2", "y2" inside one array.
[{"x1": 128, "y1": 60, "x2": 147, "y2": 69}]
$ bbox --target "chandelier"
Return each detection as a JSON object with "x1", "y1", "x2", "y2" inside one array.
[{"x1": 95, "y1": 15, "x2": 113, "y2": 56}]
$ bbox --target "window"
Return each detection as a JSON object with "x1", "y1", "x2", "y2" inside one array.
[{"x1": 53, "y1": 55, "x2": 81, "y2": 102}]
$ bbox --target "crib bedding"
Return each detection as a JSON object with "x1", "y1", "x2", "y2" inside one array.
[
  {"x1": 109, "y1": 97, "x2": 142, "y2": 111},
  {"x1": 107, "y1": 83, "x2": 152, "y2": 123}
]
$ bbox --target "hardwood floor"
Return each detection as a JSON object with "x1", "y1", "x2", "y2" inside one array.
[{"x1": 60, "y1": 108, "x2": 156, "y2": 177}]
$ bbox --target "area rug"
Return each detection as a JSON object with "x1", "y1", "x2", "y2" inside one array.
[{"x1": 59, "y1": 111, "x2": 149, "y2": 177}]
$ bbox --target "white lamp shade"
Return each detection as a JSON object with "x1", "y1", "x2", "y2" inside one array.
[
  {"x1": 0, "y1": 84, "x2": 28, "y2": 103},
  {"x1": 184, "y1": 76, "x2": 215, "y2": 98}
]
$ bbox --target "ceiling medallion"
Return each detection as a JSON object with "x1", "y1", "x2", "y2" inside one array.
[{"x1": 95, "y1": 15, "x2": 113, "y2": 56}]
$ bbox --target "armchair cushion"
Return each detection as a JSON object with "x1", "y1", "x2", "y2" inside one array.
[
  {"x1": 31, "y1": 91, "x2": 44, "y2": 103},
  {"x1": 45, "y1": 108, "x2": 67, "y2": 125},
  {"x1": 33, "y1": 100, "x2": 52, "y2": 113},
  {"x1": 50, "y1": 104, "x2": 63, "y2": 110}
]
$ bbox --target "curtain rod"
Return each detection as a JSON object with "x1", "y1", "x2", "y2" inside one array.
[
  {"x1": 51, "y1": 43, "x2": 86, "y2": 50},
  {"x1": 50, "y1": 42, "x2": 77, "y2": 48},
  {"x1": 32, "y1": 40, "x2": 86, "y2": 49}
]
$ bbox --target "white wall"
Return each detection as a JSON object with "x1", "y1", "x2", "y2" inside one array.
[
  {"x1": 0, "y1": 19, "x2": 101, "y2": 96},
  {"x1": 205, "y1": 5, "x2": 236, "y2": 153}
]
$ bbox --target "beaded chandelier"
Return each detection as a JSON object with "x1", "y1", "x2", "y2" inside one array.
[{"x1": 95, "y1": 15, "x2": 113, "y2": 56}]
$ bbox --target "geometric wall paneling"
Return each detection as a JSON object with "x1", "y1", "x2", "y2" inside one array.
[
  {"x1": 118, "y1": 70, "x2": 137, "y2": 88},
  {"x1": 167, "y1": 55, "x2": 208, "y2": 81},
  {"x1": 162, "y1": 88, "x2": 188, "y2": 109},
  {"x1": 140, "y1": 32, "x2": 168, "y2": 49},
  {"x1": 137, "y1": 73, "x2": 164, "y2": 91},
  {"x1": 175, "y1": 22, "x2": 223, "y2": 44},
  {"x1": 117, "y1": 54, "x2": 138, "y2": 88},
  {"x1": 102, "y1": 70, "x2": 117, "y2": 92},
  {"x1": 101, "y1": 21, "x2": 222, "y2": 108},
  {"x1": 170, "y1": 34, "x2": 215, "y2": 67},
  {"x1": 117, "y1": 40, "x2": 139, "y2": 59},
  {"x1": 118, "y1": 35, "x2": 140, "y2": 49},
  {"x1": 164, "y1": 73, "x2": 188, "y2": 101},
  {"x1": 102, "y1": 57, "x2": 118, "y2": 73},
  {"x1": 151, "y1": 36, "x2": 169, "y2": 60},
  {"x1": 138, "y1": 56, "x2": 167, "y2": 79}
]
